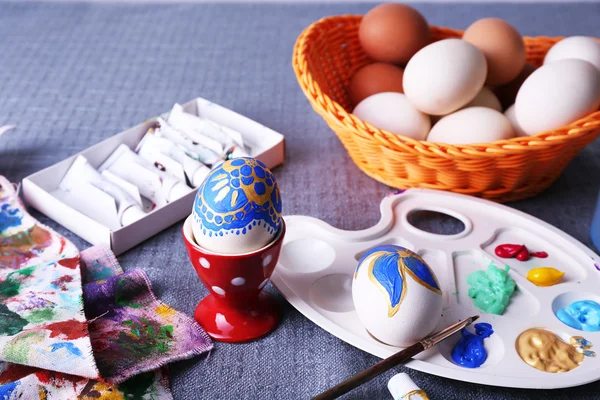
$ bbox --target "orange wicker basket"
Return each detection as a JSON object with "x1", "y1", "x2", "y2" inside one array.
[{"x1": 292, "y1": 15, "x2": 600, "y2": 202}]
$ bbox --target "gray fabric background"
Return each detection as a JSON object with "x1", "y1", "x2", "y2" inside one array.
[{"x1": 1, "y1": 2, "x2": 599, "y2": 399}]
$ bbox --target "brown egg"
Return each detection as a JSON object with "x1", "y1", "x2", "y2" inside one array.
[
  {"x1": 359, "y1": 4, "x2": 430, "y2": 65},
  {"x1": 463, "y1": 18, "x2": 526, "y2": 86},
  {"x1": 348, "y1": 63, "x2": 405, "y2": 106},
  {"x1": 494, "y1": 63, "x2": 537, "y2": 110}
]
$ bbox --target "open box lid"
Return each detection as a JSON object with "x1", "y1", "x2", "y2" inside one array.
[{"x1": 22, "y1": 97, "x2": 285, "y2": 255}]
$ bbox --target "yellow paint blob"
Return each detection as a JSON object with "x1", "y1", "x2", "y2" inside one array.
[
  {"x1": 155, "y1": 304, "x2": 177, "y2": 317},
  {"x1": 79, "y1": 381, "x2": 125, "y2": 400},
  {"x1": 526, "y1": 267, "x2": 564, "y2": 287},
  {"x1": 516, "y1": 328, "x2": 583, "y2": 372}
]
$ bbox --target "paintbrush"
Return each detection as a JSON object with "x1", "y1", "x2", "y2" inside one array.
[{"x1": 312, "y1": 315, "x2": 479, "y2": 400}]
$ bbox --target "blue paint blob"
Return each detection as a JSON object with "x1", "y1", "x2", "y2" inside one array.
[
  {"x1": 556, "y1": 300, "x2": 600, "y2": 332},
  {"x1": 255, "y1": 182, "x2": 266, "y2": 195},
  {"x1": 241, "y1": 176, "x2": 254, "y2": 185},
  {"x1": 231, "y1": 159, "x2": 245, "y2": 166},
  {"x1": 451, "y1": 323, "x2": 494, "y2": 368},
  {"x1": 231, "y1": 169, "x2": 240, "y2": 177},
  {"x1": 50, "y1": 342, "x2": 83, "y2": 357},
  {"x1": 254, "y1": 166, "x2": 265, "y2": 178},
  {"x1": 242, "y1": 228, "x2": 247, "y2": 234},
  {"x1": 0, "y1": 380, "x2": 20, "y2": 398},
  {"x1": 0, "y1": 204, "x2": 23, "y2": 234}
]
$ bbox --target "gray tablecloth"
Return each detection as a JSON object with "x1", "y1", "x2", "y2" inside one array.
[{"x1": 1, "y1": 2, "x2": 599, "y2": 399}]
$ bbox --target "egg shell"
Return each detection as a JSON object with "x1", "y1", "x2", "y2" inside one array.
[
  {"x1": 544, "y1": 36, "x2": 600, "y2": 71},
  {"x1": 504, "y1": 105, "x2": 528, "y2": 137},
  {"x1": 353, "y1": 92, "x2": 431, "y2": 140},
  {"x1": 462, "y1": 18, "x2": 526, "y2": 85},
  {"x1": 352, "y1": 246, "x2": 443, "y2": 347},
  {"x1": 348, "y1": 63, "x2": 405, "y2": 107},
  {"x1": 359, "y1": 3, "x2": 430, "y2": 64},
  {"x1": 515, "y1": 59, "x2": 600, "y2": 135},
  {"x1": 427, "y1": 107, "x2": 515, "y2": 145},
  {"x1": 463, "y1": 87, "x2": 502, "y2": 112},
  {"x1": 494, "y1": 63, "x2": 537, "y2": 110},
  {"x1": 192, "y1": 157, "x2": 282, "y2": 254},
  {"x1": 403, "y1": 39, "x2": 487, "y2": 115},
  {"x1": 430, "y1": 87, "x2": 501, "y2": 125}
]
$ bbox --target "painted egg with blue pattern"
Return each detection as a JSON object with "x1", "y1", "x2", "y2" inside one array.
[
  {"x1": 352, "y1": 245, "x2": 443, "y2": 347},
  {"x1": 192, "y1": 157, "x2": 282, "y2": 254}
]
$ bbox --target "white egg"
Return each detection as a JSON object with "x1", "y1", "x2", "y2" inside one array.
[
  {"x1": 352, "y1": 246, "x2": 443, "y2": 347},
  {"x1": 427, "y1": 107, "x2": 515, "y2": 145},
  {"x1": 544, "y1": 36, "x2": 600, "y2": 71},
  {"x1": 403, "y1": 39, "x2": 487, "y2": 115},
  {"x1": 504, "y1": 105, "x2": 528, "y2": 137},
  {"x1": 515, "y1": 59, "x2": 600, "y2": 136},
  {"x1": 352, "y1": 92, "x2": 431, "y2": 140},
  {"x1": 464, "y1": 87, "x2": 502, "y2": 112},
  {"x1": 431, "y1": 87, "x2": 502, "y2": 125},
  {"x1": 192, "y1": 157, "x2": 282, "y2": 254}
]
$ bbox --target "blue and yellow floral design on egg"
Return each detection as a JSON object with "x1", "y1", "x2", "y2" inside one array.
[
  {"x1": 355, "y1": 245, "x2": 441, "y2": 317},
  {"x1": 194, "y1": 157, "x2": 282, "y2": 238}
]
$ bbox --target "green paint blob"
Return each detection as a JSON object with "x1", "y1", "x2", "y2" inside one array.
[
  {"x1": 0, "y1": 265, "x2": 37, "y2": 298},
  {"x1": 27, "y1": 307, "x2": 56, "y2": 324},
  {"x1": 115, "y1": 277, "x2": 142, "y2": 309},
  {"x1": 3, "y1": 331, "x2": 45, "y2": 364},
  {"x1": 0, "y1": 304, "x2": 28, "y2": 335},
  {"x1": 118, "y1": 372, "x2": 156, "y2": 400},
  {"x1": 119, "y1": 317, "x2": 174, "y2": 355},
  {"x1": 467, "y1": 263, "x2": 516, "y2": 315}
]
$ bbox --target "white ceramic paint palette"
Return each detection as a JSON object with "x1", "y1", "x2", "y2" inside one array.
[{"x1": 270, "y1": 189, "x2": 600, "y2": 389}]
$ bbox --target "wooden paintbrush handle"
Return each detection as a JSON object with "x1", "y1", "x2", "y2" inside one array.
[{"x1": 312, "y1": 342, "x2": 425, "y2": 400}]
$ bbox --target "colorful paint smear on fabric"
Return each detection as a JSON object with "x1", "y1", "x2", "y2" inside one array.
[
  {"x1": 83, "y1": 268, "x2": 211, "y2": 383},
  {"x1": 0, "y1": 176, "x2": 98, "y2": 379}
]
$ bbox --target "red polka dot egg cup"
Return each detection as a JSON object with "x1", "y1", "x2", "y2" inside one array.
[{"x1": 182, "y1": 215, "x2": 286, "y2": 342}]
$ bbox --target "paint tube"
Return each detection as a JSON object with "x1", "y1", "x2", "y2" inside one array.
[
  {"x1": 152, "y1": 118, "x2": 222, "y2": 166},
  {"x1": 59, "y1": 155, "x2": 146, "y2": 226},
  {"x1": 99, "y1": 144, "x2": 193, "y2": 208},
  {"x1": 135, "y1": 133, "x2": 211, "y2": 187},
  {"x1": 388, "y1": 373, "x2": 429, "y2": 400},
  {"x1": 167, "y1": 103, "x2": 251, "y2": 159}
]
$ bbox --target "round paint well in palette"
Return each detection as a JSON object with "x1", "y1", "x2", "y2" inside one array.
[
  {"x1": 279, "y1": 238, "x2": 336, "y2": 273},
  {"x1": 552, "y1": 292, "x2": 600, "y2": 331},
  {"x1": 309, "y1": 273, "x2": 354, "y2": 313}
]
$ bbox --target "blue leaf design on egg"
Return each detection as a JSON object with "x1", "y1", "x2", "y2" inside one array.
[{"x1": 355, "y1": 245, "x2": 441, "y2": 317}]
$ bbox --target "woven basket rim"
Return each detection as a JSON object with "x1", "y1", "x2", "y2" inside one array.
[{"x1": 293, "y1": 15, "x2": 600, "y2": 158}]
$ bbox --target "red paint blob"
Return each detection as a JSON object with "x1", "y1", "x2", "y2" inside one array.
[
  {"x1": 43, "y1": 319, "x2": 88, "y2": 340},
  {"x1": 495, "y1": 244, "x2": 547, "y2": 262},
  {"x1": 531, "y1": 251, "x2": 548, "y2": 258},
  {"x1": 58, "y1": 256, "x2": 80, "y2": 269}
]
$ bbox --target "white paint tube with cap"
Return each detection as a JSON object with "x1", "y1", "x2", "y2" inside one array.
[
  {"x1": 167, "y1": 103, "x2": 250, "y2": 159},
  {"x1": 99, "y1": 144, "x2": 193, "y2": 208},
  {"x1": 152, "y1": 118, "x2": 222, "y2": 166},
  {"x1": 59, "y1": 155, "x2": 146, "y2": 227},
  {"x1": 135, "y1": 133, "x2": 211, "y2": 188},
  {"x1": 388, "y1": 373, "x2": 429, "y2": 400}
]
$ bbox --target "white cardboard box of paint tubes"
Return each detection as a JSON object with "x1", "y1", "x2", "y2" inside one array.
[{"x1": 22, "y1": 98, "x2": 285, "y2": 255}]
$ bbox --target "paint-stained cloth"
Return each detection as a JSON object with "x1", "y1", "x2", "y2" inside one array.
[{"x1": 0, "y1": 176, "x2": 212, "y2": 399}]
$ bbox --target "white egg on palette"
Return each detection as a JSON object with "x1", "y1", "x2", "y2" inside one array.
[
  {"x1": 544, "y1": 36, "x2": 600, "y2": 71},
  {"x1": 427, "y1": 107, "x2": 515, "y2": 145},
  {"x1": 352, "y1": 92, "x2": 431, "y2": 140},
  {"x1": 352, "y1": 245, "x2": 443, "y2": 347},
  {"x1": 192, "y1": 157, "x2": 282, "y2": 254},
  {"x1": 403, "y1": 39, "x2": 487, "y2": 116},
  {"x1": 515, "y1": 59, "x2": 600, "y2": 136}
]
